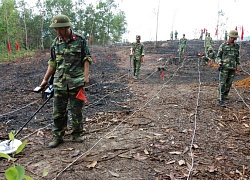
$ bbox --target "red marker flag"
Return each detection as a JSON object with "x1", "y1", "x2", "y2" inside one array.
[
  {"x1": 15, "y1": 42, "x2": 19, "y2": 50},
  {"x1": 209, "y1": 61, "x2": 213, "y2": 66},
  {"x1": 7, "y1": 42, "x2": 11, "y2": 52},
  {"x1": 203, "y1": 28, "x2": 206, "y2": 34},
  {"x1": 241, "y1": 26, "x2": 244, "y2": 40},
  {"x1": 235, "y1": 26, "x2": 237, "y2": 31},
  {"x1": 160, "y1": 71, "x2": 164, "y2": 78},
  {"x1": 76, "y1": 88, "x2": 89, "y2": 104},
  {"x1": 108, "y1": 56, "x2": 111, "y2": 60},
  {"x1": 89, "y1": 36, "x2": 93, "y2": 43},
  {"x1": 215, "y1": 28, "x2": 218, "y2": 35}
]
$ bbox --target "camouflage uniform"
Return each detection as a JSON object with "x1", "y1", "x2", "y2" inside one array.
[
  {"x1": 204, "y1": 33, "x2": 213, "y2": 55},
  {"x1": 49, "y1": 31, "x2": 92, "y2": 140},
  {"x1": 202, "y1": 47, "x2": 216, "y2": 65},
  {"x1": 224, "y1": 31, "x2": 228, "y2": 42},
  {"x1": 174, "y1": 30, "x2": 178, "y2": 40},
  {"x1": 131, "y1": 35, "x2": 144, "y2": 79},
  {"x1": 170, "y1": 31, "x2": 173, "y2": 40},
  {"x1": 199, "y1": 29, "x2": 203, "y2": 40},
  {"x1": 178, "y1": 34, "x2": 187, "y2": 58},
  {"x1": 217, "y1": 30, "x2": 240, "y2": 104}
]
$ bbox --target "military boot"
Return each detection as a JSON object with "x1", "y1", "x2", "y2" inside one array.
[
  {"x1": 48, "y1": 138, "x2": 63, "y2": 148},
  {"x1": 72, "y1": 136, "x2": 84, "y2": 143},
  {"x1": 217, "y1": 101, "x2": 226, "y2": 107}
]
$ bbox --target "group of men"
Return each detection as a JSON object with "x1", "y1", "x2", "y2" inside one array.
[
  {"x1": 133, "y1": 30, "x2": 240, "y2": 109},
  {"x1": 39, "y1": 14, "x2": 239, "y2": 148}
]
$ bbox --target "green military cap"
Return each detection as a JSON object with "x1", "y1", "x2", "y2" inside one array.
[
  {"x1": 49, "y1": 14, "x2": 72, "y2": 28},
  {"x1": 208, "y1": 46, "x2": 213, "y2": 51},
  {"x1": 136, "y1": 35, "x2": 141, "y2": 40},
  {"x1": 228, "y1": 30, "x2": 239, "y2": 38}
]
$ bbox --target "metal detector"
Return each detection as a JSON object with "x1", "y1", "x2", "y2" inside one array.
[
  {"x1": 219, "y1": 69, "x2": 222, "y2": 102},
  {"x1": 0, "y1": 85, "x2": 54, "y2": 154},
  {"x1": 128, "y1": 47, "x2": 133, "y2": 77},
  {"x1": 128, "y1": 54, "x2": 133, "y2": 77}
]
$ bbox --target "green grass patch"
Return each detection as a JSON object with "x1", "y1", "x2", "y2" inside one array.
[{"x1": 0, "y1": 50, "x2": 36, "y2": 63}]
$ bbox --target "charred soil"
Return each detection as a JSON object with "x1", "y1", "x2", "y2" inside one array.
[{"x1": 0, "y1": 40, "x2": 249, "y2": 180}]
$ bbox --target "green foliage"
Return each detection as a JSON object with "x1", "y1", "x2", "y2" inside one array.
[
  {"x1": 0, "y1": 132, "x2": 33, "y2": 180},
  {"x1": 0, "y1": 0, "x2": 127, "y2": 56}
]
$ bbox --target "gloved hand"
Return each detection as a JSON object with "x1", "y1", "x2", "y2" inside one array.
[{"x1": 218, "y1": 63, "x2": 222, "y2": 71}]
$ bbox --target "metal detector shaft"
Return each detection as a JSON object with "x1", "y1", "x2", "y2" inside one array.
[
  {"x1": 128, "y1": 54, "x2": 132, "y2": 77},
  {"x1": 219, "y1": 70, "x2": 222, "y2": 102},
  {"x1": 8, "y1": 94, "x2": 52, "y2": 144}
]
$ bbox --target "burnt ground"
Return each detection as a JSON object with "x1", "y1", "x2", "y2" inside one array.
[{"x1": 0, "y1": 40, "x2": 249, "y2": 180}]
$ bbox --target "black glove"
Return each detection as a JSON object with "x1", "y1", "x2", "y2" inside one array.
[{"x1": 218, "y1": 64, "x2": 222, "y2": 71}]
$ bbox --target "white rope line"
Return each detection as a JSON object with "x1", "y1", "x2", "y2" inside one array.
[
  {"x1": 54, "y1": 59, "x2": 187, "y2": 179},
  {"x1": 239, "y1": 64, "x2": 250, "y2": 76},
  {"x1": 20, "y1": 123, "x2": 52, "y2": 141},
  {"x1": 0, "y1": 99, "x2": 40, "y2": 118},
  {"x1": 233, "y1": 85, "x2": 250, "y2": 110},
  {"x1": 187, "y1": 58, "x2": 201, "y2": 180}
]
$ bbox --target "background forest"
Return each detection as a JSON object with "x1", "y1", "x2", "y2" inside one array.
[{"x1": 0, "y1": 0, "x2": 127, "y2": 58}]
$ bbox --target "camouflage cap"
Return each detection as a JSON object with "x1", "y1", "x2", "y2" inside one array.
[
  {"x1": 228, "y1": 30, "x2": 239, "y2": 38},
  {"x1": 49, "y1": 14, "x2": 72, "y2": 28},
  {"x1": 136, "y1": 35, "x2": 141, "y2": 40}
]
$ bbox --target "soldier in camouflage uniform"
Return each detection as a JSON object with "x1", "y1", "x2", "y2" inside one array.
[
  {"x1": 199, "y1": 29, "x2": 203, "y2": 40},
  {"x1": 174, "y1": 30, "x2": 178, "y2": 40},
  {"x1": 202, "y1": 46, "x2": 216, "y2": 65},
  {"x1": 40, "y1": 14, "x2": 92, "y2": 148},
  {"x1": 131, "y1": 35, "x2": 144, "y2": 79},
  {"x1": 224, "y1": 30, "x2": 228, "y2": 42},
  {"x1": 170, "y1": 31, "x2": 173, "y2": 41},
  {"x1": 216, "y1": 30, "x2": 240, "y2": 107},
  {"x1": 178, "y1": 34, "x2": 187, "y2": 58},
  {"x1": 204, "y1": 33, "x2": 213, "y2": 55}
]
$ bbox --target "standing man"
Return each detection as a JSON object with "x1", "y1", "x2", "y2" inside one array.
[
  {"x1": 199, "y1": 29, "x2": 203, "y2": 40},
  {"x1": 170, "y1": 31, "x2": 173, "y2": 41},
  {"x1": 40, "y1": 14, "x2": 92, "y2": 148},
  {"x1": 217, "y1": 30, "x2": 240, "y2": 107},
  {"x1": 204, "y1": 33, "x2": 213, "y2": 55},
  {"x1": 131, "y1": 35, "x2": 144, "y2": 79},
  {"x1": 178, "y1": 34, "x2": 187, "y2": 58},
  {"x1": 174, "y1": 30, "x2": 178, "y2": 40},
  {"x1": 224, "y1": 30, "x2": 228, "y2": 42}
]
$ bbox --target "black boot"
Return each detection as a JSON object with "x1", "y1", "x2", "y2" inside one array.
[{"x1": 217, "y1": 101, "x2": 226, "y2": 107}]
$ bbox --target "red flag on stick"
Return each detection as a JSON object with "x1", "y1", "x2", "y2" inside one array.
[
  {"x1": 76, "y1": 88, "x2": 89, "y2": 104},
  {"x1": 15, "y1": 42, "x2": 19, "y2": 50},
  {"x1": 241, "y1": 26, "x2": 244, "y2": 40},
  {"x1": 215, "y1": 28, "x2": 218, "y2": 35},
  {"x1": 89, "y1": 36, "x2": 93, "y2": 43},
  {"x1": 7, "y1": 42, "x2": 11, "y2": 52},
  {"x1": 203, "y1": 28, "x2": 206, "y2": 34},
  {"x1": 160, "y1": 71, "x2": 164, "y2": 78},
  {"x1": 235, "y1": 26, "x2": 237, "y2": 31}
]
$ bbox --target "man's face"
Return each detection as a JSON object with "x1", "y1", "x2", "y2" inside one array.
[
  {"x1": 229, "y1": 36, "x2": 237, "y2": 42},
  {"x1": 55, "y1": 27, "x2": 68, "y2": 37}
]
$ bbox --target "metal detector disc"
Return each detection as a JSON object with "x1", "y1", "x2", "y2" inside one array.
[{"x1": 0, "y1": 139, "x2": 22, "y2": 154}]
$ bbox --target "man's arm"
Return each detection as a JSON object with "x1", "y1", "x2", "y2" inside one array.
[{"x1": 40, "y1": 65, "x2": 55, "y2": 87}]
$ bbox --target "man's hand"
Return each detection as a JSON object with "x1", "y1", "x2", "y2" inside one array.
[
  {"x1": 218, "y1": 63, "x2": 222, "y2": 71},
  {"x1": 140, "y1": 57, "x2": 144, "y2": 63}
]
